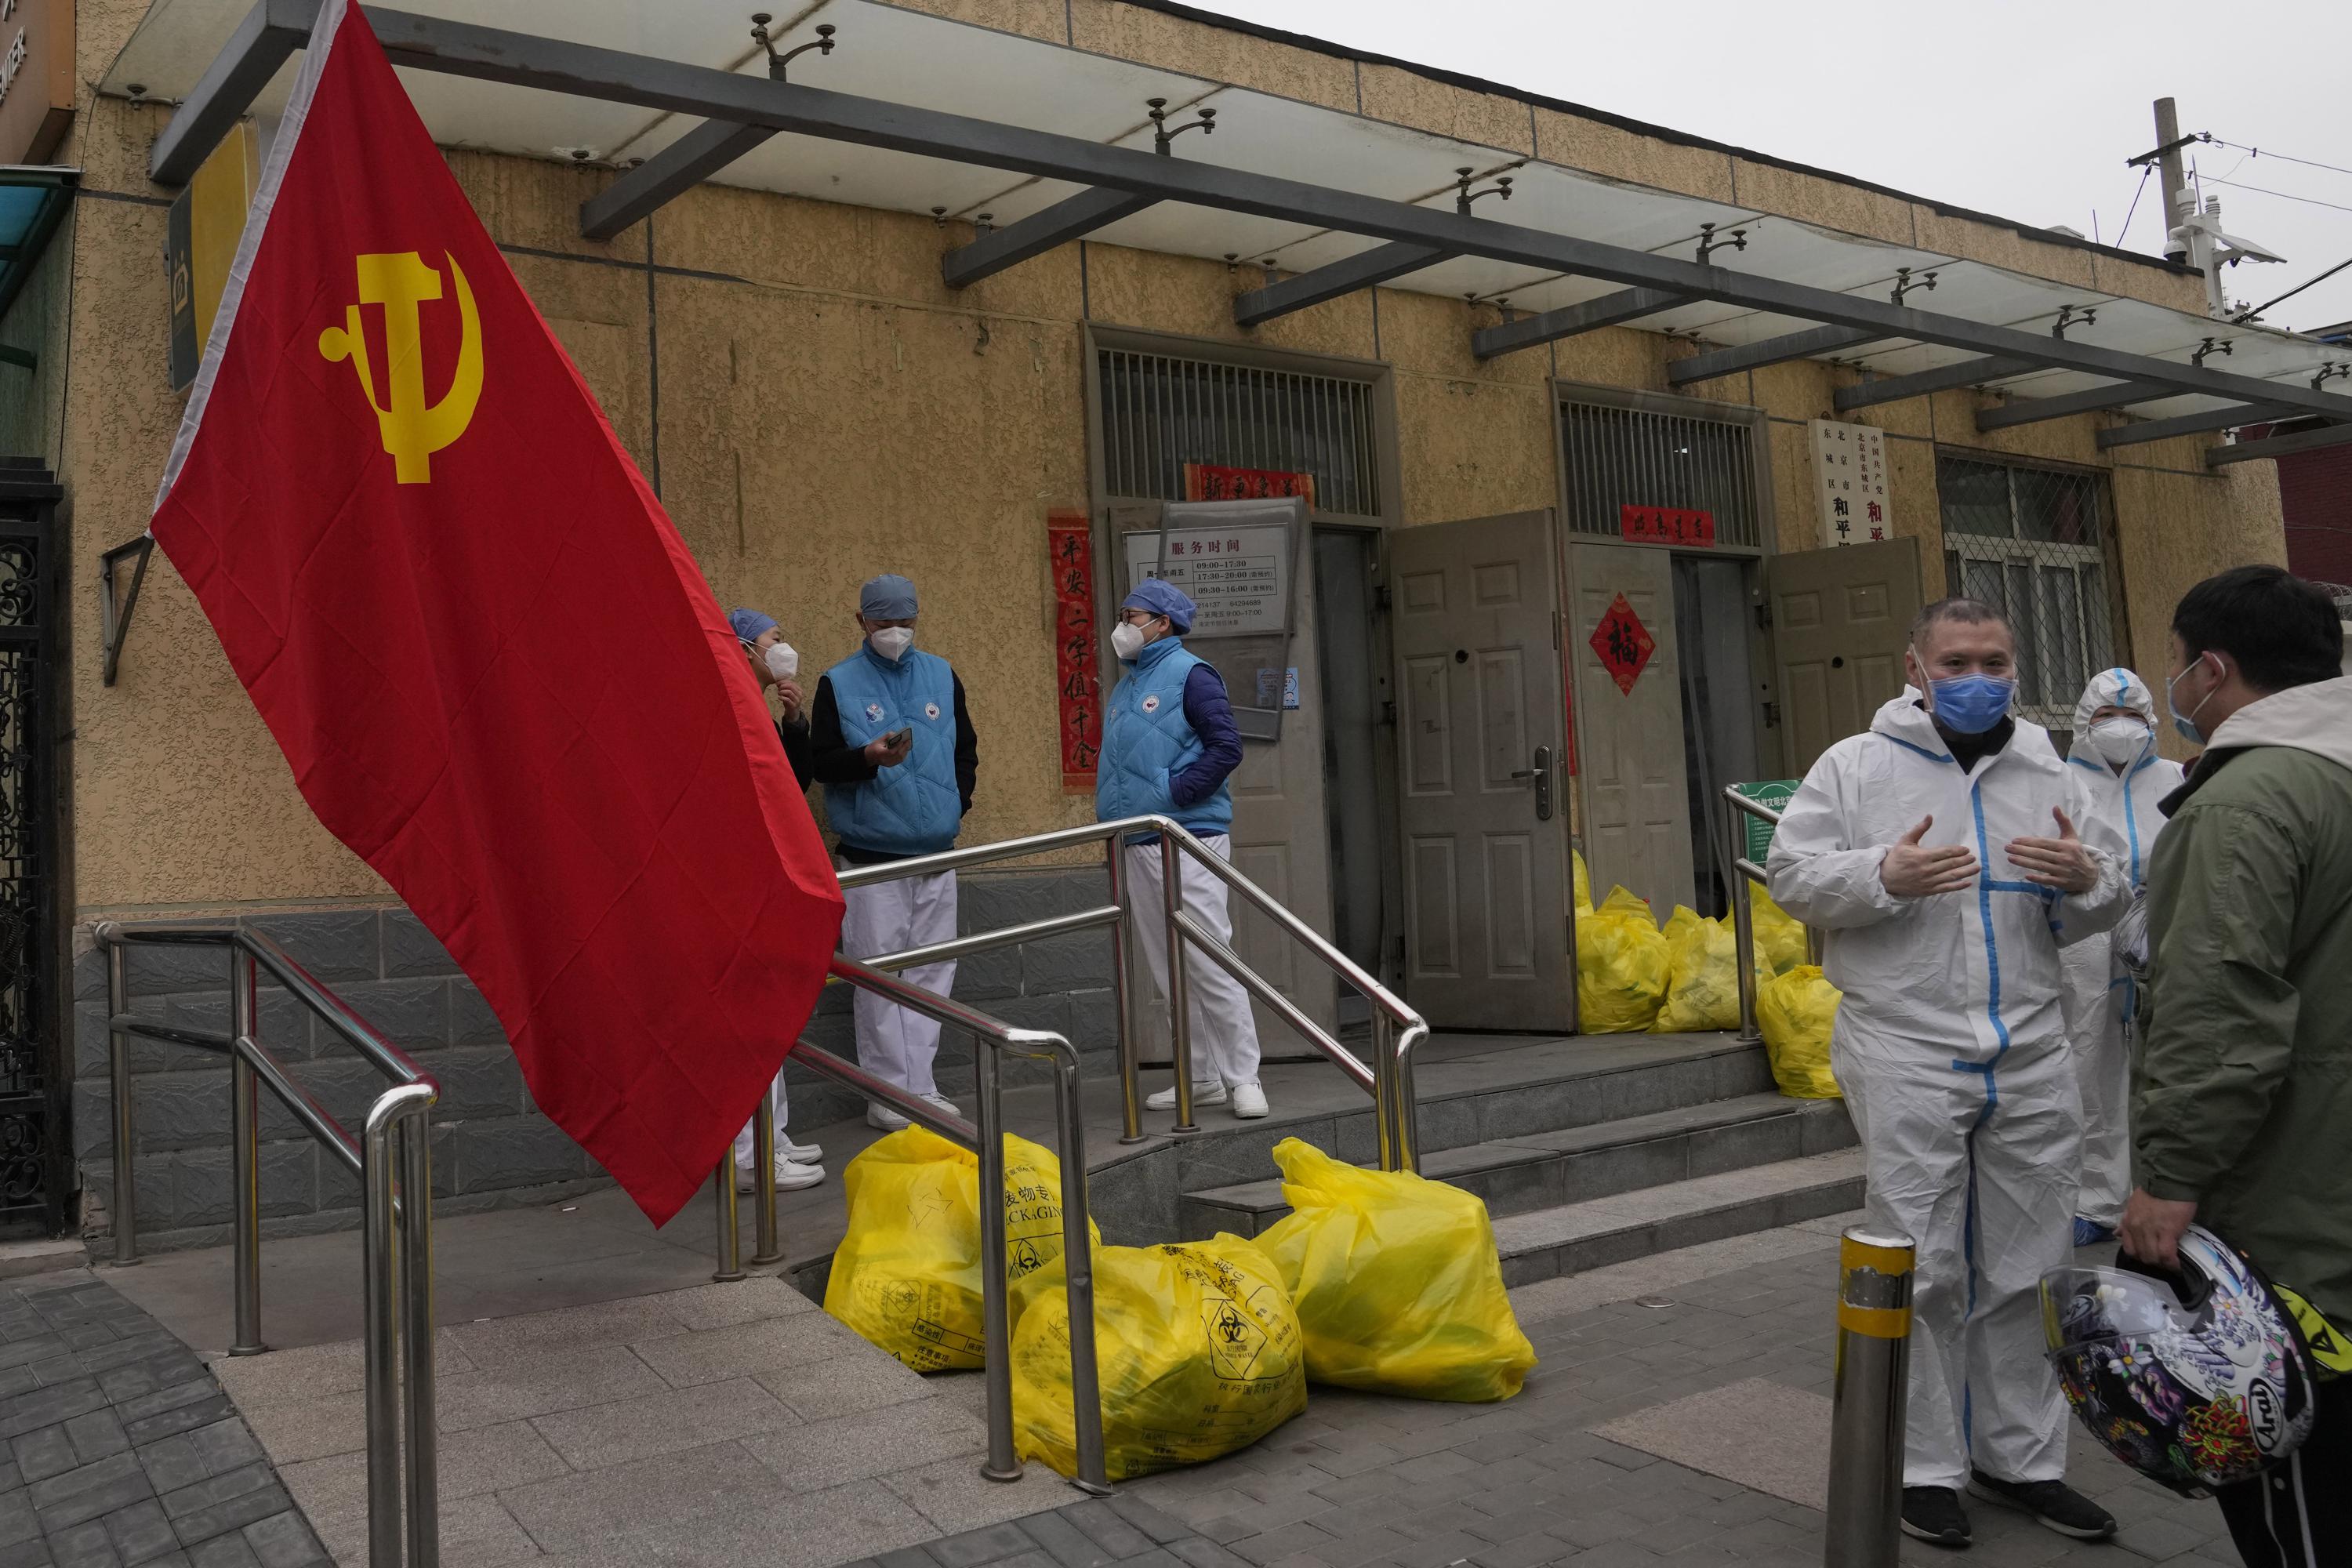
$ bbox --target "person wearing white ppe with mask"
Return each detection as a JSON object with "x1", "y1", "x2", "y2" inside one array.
[
  {"x1": 1098, "y1": 579, "x2": 1266, "y2": 1120},
  {"x1": 2058, "y1": 670, "x2": 2183, "y2": 1247},
  {"x1": 809, "y1": 575, "x2": 979, "y2": 1129},
  {"x1": 1767, "y1": 597, "x2": 2129, "y2": 1551},
  {"x1": 724, "y1": 608, "x2": 827, "y2": 1190}
]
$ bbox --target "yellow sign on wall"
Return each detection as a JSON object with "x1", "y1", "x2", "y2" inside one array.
[{"x1": 165, "y1": 122, "x2": 261, "y2": 390}]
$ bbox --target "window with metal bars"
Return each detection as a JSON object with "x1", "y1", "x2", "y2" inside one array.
[
  {"x1": 1935, "y1": 452, "x2": 2118, "y2": 732},
  {"x1": 1558, "y1": 397, "x2": 1764, "y2": 550},
  {"x1": 1094, "y1": 348, "x2": 1382, "y2": 517}
]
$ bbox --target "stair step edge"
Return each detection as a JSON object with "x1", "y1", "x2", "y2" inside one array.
[{"x1": 1491, "y1": 1148, "x2": 1866, "y2": 1252}]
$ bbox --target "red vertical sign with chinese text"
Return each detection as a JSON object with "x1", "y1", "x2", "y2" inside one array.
[{"x1": 1048, "y1": 510, "x2": 1101, "y2": 790}]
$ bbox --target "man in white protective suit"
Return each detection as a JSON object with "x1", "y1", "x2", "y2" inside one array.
[
  {"x1": 1767, "y1": 597, "x2": 2129, "y2": 1551},
  {"x1": 2057, "y1": 670, "x2": 2183, "y2": 1247}
]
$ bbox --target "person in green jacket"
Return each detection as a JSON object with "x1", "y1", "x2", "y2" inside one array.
[{"x1": 2124, "y1": 564, "x2": 2351, "y2": 1568}]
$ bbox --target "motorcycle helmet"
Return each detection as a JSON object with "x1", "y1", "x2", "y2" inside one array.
[{"x1": 2041, "y1": 1225, "x2": 2317, "y2": 1497}]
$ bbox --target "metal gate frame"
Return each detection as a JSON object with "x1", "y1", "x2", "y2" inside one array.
[{"x1": 0, "y1": 464, "x2": 64, "y2": 1239}]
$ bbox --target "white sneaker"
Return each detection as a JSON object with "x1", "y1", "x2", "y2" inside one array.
[
  {"x1": 1229, "y1": 1082, "x2": 1269, "y2": 1120},
  {"x1": 919, "y1": 1093, "x2": 962, "y2": 1121},
  {"x1": 780, "y1": 1136, "x2": 824, "y2": 1163},
  {"x1": 1145, "y1": 1081, "x2": 1226, "y2": 1111},
  {"x1": 737, "y1": 1157, "x2": 825, "y2": 1192},
  {"x1": 867, "y1": 1103, "x2": 910, "y2": 1132}
]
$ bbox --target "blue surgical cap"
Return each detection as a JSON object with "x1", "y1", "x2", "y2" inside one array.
[
  {"x1": 728, "y1": 608, "x2": 778, "y2": 644},
  {"x1": 860, "y1": 575, "x2": 919, "y2": 619},
  {"x1": 1121, "y1": 578, "x2": 1196, "y2": 633}
]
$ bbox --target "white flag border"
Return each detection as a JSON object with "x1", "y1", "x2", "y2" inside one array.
[{"x1": 151, "y1": 0, "x2": 354, "y2": 517}]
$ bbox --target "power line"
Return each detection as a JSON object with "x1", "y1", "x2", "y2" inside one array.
[
  {"x1": 2237, "y1": 252, "x2": 2352, "y2": 323},
  {"x1": 2205, "y1": 138, "x2": 2352, "y2": 182},
  {"x1": 2116, "y1": 163, "x2": 2154, "y2": 249},
  {"x1": 2205, "y1": 175, "x2": 2352, "y2": 216}
]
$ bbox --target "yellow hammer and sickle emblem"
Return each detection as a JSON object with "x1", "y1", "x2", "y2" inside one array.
[{"x1": 317, "y1": 251, "x2": 484, "y2": 485}]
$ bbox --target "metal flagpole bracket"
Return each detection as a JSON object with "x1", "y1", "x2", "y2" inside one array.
[
  {"x1": 1146, "y1": 97, "x2": 1215, "y2": 154},
  {"x1": 2052, "y1": 303, "x2": 2097, "y2": 339},
  {"x1": 1454, "y1": 166, "x2": 1512, "y2": 212},
  {"x1": 750, "y1": 16, "x2": 835, "y2": 81},
  {"x1": 1695, "y1": 222, "x2": 1747, "y2": 265},
  {"x1": 1889, "y1": 267, "x2": 1937, "y2": 305},
  {"x1": 100, "y1": 535, "x2": 156, "y2": 688}
]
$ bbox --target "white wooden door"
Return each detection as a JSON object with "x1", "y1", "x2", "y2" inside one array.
[
  {"x1": 1766, "y1": 537, "x2": 1922, "y2": 775},
  {"x1": 1570, "y1": 543, "x2": 1693, "y2": 911}
]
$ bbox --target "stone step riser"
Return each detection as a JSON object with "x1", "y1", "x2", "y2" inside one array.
[{"x1": 1496, "y1": 1173, "x2": 1867, "y2": 1288}]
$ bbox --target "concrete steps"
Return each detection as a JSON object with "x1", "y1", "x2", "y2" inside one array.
[{"x1": 1176, "y1": 1093, "x2": 1857, "y2": 1239}]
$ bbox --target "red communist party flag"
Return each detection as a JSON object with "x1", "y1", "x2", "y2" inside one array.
[{"x1": 150, "y1": 0, "x2": 844, "y2": 1224}]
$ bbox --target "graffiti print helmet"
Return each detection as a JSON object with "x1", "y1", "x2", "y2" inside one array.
[{"x1": 2040, "y1": 1225, "x2": 2317, "y2": 1497}]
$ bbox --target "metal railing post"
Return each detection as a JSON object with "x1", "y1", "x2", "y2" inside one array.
[
  {"x1": 749, "y1": 1084, "x2": 783, "y2": 1266},
  {"x1": 400, "y1": 1112, "x2": 439, "y2": 1568},
  {"x1": 1391, "y1": 1021, "x2": 1421, "y2": 1174},
  {"x1": 1728, "y1": 820, "x2": 1765, "y2": 1047},
  {"x1": 106, "y1": 939, "x2": 139, "y2": 1266},
  {"x1": 1370, "y1": 1012, "x2": 1398, "y2": 1171},
  {"x1": 974, "y1": 1044, "x2": 1021, "y2": 1482},
  {"x1": 1105, "y1": 840, "x2": 1144, "y2": 1145},
  {"x1": 1824, "y1": 1226, "x2": 1915, "y2": 1568},
  {"x1": 361, "y1": 1091, "x2": 410, "y2": 1568},
  {"x1": 228, "y1": 949, "x2": 266, "y2": 1356},
  {"x1": 1158, "y1": 834, "x2": 1197, "y2": 1134},
  {"x1": 1047, "y1": 1053, "x2": 1109, "y2": 1494},
  {"x1": 711, "y1": 1156, "x2": 745, "y2": 1283}
]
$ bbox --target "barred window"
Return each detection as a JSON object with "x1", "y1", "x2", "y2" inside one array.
[
  {"x1": 1559, "y1": 397, "x2": 1764, "y2": 549},
  {"x1": 1095, "y1": 347, "x2": 1381, "y2": 517},
  {"x1": 1936, "y1": 452, "x2": 2116, "y2": 731}
]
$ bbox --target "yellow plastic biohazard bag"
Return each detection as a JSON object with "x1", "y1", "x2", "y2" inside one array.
[
  {"x1": 1254, "y1": 1139, "x2": 1535, "y2": 1402},
  {"x1": 1652, "y1": 906, "x2": 1742, "y2": 1033},
  {"x1": 1577, "y1": 886, "x2": 1669, "y2": 1033},
  {"x1": 824, "y1": 1125, "x2": 1098, "y2": 1370},
  {"x1": 1750, "y1": 884, "x2": 1809, "y2": 978},
  {"x1": 1757, "y1": 964, "x2": 1843, "y2": 1099},
  {"x1": 1008, "y1": 1235, "x2": 1306, "y2": 1480},
  {"x1": 1573, "y1": 849, "x2": 1593, "y2": 916}
]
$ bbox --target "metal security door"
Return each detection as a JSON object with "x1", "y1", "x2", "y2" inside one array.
[
  {"x1": 1389, "y1": 511, "x2": 1574, "y2": 1032},
  {"x1": 1570, "y1": 543, "x2": 1693, "y2": 911},
  {"x1": 0, "y1": 467, "x2": 58, "y2": 1238},
  {"x1": 1765, "y1": 537, "x2": 1922, "y2": 775}
]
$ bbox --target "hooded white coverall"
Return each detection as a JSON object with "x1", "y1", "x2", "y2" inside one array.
[
  {"x1": 2058, "y1": 670, "x2": 2185, "y2": 1229},
  {"x1": 1767, "y1": 693, "x2": 2128, "y2": 1490}
]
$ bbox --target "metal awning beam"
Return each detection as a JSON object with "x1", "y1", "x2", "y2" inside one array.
[
  {"x1": 2206, "y1": 422, "x2": 2352, "y2": 466},
  {"x1": 148, "y1": 3, "x2": 2352, "y2": 426},
  {"x1": 944, "y1": 187, "x2": 1158, "y2": 289},
  {"x1": 1667, "y1": 325, "x2": 1882, "y2": 386},
  {"x1": 150, "y1": 0, "x2": 314, "y2": 183},
  {"x1": 2096, "y1": 404, "x2": 2297, "y2": 448},
  {"x1": 1973, "y1": 379, "x2": 2178, "y2": 431},
  {"x1": 1471, "y1": 287, "x2": 1682, "y2": 360},
  {"x1": 581, "y1": 119, "x2": 778, "y2": 241},
  {"x1": 1833, "y1": 356, "x2": 2034, "y2": 411},
  {"x1": 1232, "y1": 242, "x2": 1452, "y2": 326}
]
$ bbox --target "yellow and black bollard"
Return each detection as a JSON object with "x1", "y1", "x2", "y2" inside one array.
[{"x1": 1824, "y1": 1226, "x2": 1915, "y2": 1567}]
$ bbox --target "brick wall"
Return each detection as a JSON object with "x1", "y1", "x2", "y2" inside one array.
[{"x1": 71, "y1": 866, "x2": 1120, "y2": 1253}]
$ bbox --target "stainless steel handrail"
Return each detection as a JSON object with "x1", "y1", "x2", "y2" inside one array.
[
  {"x1": 1722, "y1": 786, "x2": 1811, "y2": 1046},
  {"x1": 837, "y1": 813, "x2": 1430, "y2": 1171},
  {"x1": 773, "y1": 956, "x2": 1110, "y2": 1494},
  {"x1": 97, "y1": 923, "x2": 440, "y2": 1568}
]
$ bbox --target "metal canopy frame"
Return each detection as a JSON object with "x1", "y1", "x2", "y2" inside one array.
[
  {"x1": 1832, "y1": 355, "x2": 2034, "y2": 412},
  {"x1": 1668, "y1": 325, "x2": 1881, "y2": 386},
  {"x1": 1472, "y1": 287, "x2": 1681, "y2": 360},
  {"x1": 1234, "y1": 242, "x2": 1451, "y2": 327},
  {"x1": 2207, "y1": 423, "x2": 2352, "y2": 466},
  {"x1": 150, "y1": 0, "x2": 2352, "y2": 433}
]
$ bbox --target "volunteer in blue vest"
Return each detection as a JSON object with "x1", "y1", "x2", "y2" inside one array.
[
  {"x1": 724, "y1": 608, "x2": 826, "y2": 1192},
  {"x1": 1098, "y1": 579, "x2": 1267, "y2": 1120},
  {"x1": 808, "y1": 575, "x2": 978, "y2": 1130}
]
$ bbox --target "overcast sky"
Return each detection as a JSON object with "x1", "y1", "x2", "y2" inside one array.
[{"x1": 1183, "y1": 0, "x2": 2352, "y2": 335}]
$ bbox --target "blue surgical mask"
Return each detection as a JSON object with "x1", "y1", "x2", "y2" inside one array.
[
  {"x1": 2167, "y1": 655, "x2": 2217, "y2": 746},
  {"x1": 1926, "y1": 672, "x2": 2016, "y2": 735}
]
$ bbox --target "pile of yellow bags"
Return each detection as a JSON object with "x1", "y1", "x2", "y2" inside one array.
[
  {"x1": 1652, "y1": 906, "x2": 1740, "y2": 1032},
  {"x1": 1254, "y1": 1139, "x2": 1534, "y2": 1402},
  {"x1": 824, "y1": 1127, "x2": 1097, "y2": 1370},
  {"x1": 1576, "y1": 886, "x2": 1671, "y2": 1033},
  {"x1": 1008, "y1": 1235, "x2": 1306, "y2": 1481},
  {"x1": 1758, "y1": 963, "x2": 1843, "y2": 1098}
]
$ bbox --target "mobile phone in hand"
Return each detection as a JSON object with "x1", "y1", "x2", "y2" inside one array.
[{"x1": 884, "y1": 727, "x2": 913, "y2": 749}]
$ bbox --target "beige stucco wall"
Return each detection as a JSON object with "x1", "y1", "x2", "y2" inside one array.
[{"x1": 53, "y1": 0, "x2": 2280, "y2": 916}]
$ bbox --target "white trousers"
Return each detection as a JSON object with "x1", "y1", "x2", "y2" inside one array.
[
  {"x1": 732, "y1": 1068, "x2": 790, "y2": 1170},
  {"x1": 2060, "y1": 933, "x2": 2133, "y2": 1227},
  {"x1": 840, "y1": 867, "x2": 958, "y2": 1097},
  {"x1": 1835, "y1": 1017, "x2": 2081, "y2": 1489},
  {"x1": 1124, "y1": 834, "x2": 1261, "y2": 1087}
]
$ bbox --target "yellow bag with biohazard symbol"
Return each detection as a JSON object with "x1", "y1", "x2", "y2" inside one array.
[
  {"x1": 1652, "y1": 906, "x2": 1743, "y2": 1033},
  {"x1": 1254, "y1": 1138, "x2": 1535, "y2": 1402},
  {"x1": 1757, "y1": 964, "x2": 1843, "y2": 1100},
  {"x1": 1007, "y1": 1236, "x2": 1306, "y2": 1480},
  {"x1": 1750, "y1": 884, "x2": 1809, "y2": 978},
  {"x1": 1577, "y1": 887, "x2": 1670, "y2": 1034},
  {"x1": 824, "y1": 1125, "x2": 1098, "y2": 1370},
  {"x1": 1573, "y1": 849, "x2": 1593, "y2": 916}
]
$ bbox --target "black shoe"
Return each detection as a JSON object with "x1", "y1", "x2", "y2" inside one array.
[
  {"x1": 1901, "y1": 1486, "x2": 1972, "y2": 1548},
  {"x1": 1967, "y1": 1471, "x2": 2118, "y2": 1540}
]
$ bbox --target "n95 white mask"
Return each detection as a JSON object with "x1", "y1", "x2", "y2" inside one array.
[
  {"x1": 868, "y1": 627, "x2": 914, "y2": 661},
  {"x1": 763, "y1": 642, "x2": 799, "y2": 682}
]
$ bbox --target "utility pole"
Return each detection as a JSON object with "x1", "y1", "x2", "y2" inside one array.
[{"x1": 2153, "y1": 98, "x2": 2194, "y2": 266}]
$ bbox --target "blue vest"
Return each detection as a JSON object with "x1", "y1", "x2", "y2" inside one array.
[
  {"x1": 1095, "y1": 637, "x2": 1233, "y2": 837},
  {"x1": 822, "y1": 646, "x2": 962, "y2": 856}
]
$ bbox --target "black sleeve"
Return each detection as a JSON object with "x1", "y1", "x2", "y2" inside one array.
[
  {"x1": 953, "y1": 674, "x2": 978, "y2": 815},
  {"x1": 776, "y1": 717, "x2": 814, "y2": 791},
  {"x1": 808, "y1": 676, "x2": 879, "y2": 786}
]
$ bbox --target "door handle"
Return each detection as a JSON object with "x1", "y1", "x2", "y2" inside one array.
[{"x1": 1512, "y1": 745, "x2": 1555, "y2": 821}]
